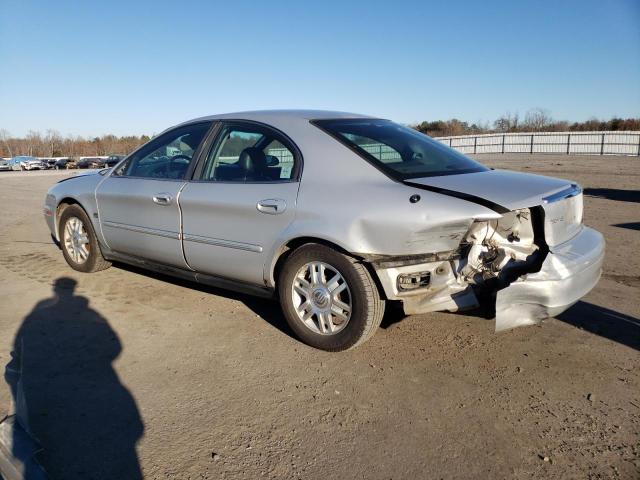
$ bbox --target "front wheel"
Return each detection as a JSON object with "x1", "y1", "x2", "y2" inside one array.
[
  {"x1": 279, "y1": 244, "x2": 385, "y2": 351},
  {"x1": 59, "y1": 204, "x2": 111, "y2": 273}
]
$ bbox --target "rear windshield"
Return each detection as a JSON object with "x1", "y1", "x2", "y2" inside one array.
[{"x1": 313, "y1": 118, "x2": 488, "y2": 179}]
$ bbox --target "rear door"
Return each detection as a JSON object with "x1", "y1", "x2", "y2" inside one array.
[
  {"x1": 180, "y1": 121, "x2": 301, "y2": 285},
  {"x1": 96, "y1": 122, "x2": 212, "y2": 268}
]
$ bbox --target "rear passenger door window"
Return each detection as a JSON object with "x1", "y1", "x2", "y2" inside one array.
[{"x1": 198, "y1": 124, "x2": 298, "y2": 182}]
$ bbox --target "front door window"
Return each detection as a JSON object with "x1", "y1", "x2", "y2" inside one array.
[{"x1": 114, "y1": 122, "x2": 211, "y2": 180}]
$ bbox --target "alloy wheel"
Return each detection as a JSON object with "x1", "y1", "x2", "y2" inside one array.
[
  {"x1": 63, "y1": 216, "x2": 90, "y2": 264},
  {"x1": 291, "y1": 261, "x2": 352, "y2": 335}
]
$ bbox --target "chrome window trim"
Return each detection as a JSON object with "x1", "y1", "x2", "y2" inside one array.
[
  {"x1": 102, "y1": 176, "x2": 187, "y2": 183},
  {"x1": 187, "y1": 179, "x2": 296, "y2": 185}
]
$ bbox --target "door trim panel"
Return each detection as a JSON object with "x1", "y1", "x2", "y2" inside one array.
[
  {"x1": 102, "y1": 220, "x2": 181, "y2": 240},
  {"x1": 182, "y1": 233, "x2": 263, "y2": 253}
]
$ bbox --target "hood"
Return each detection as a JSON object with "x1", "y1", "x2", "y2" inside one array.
[
  {"x1": 405, "y1": 169, "x2": 572, "y2": 212},
  {"x1": 56, "y1": 169, "x2": 101, "y2": 183}
]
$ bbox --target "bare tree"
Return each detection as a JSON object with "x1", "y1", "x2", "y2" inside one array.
[
  {"x1": 0, "y1": 129, "x2": 13, "y2": 157},
  {"x1": 25, "y1": 131, "x2": 43, "y2": 156},
  {"x1": 493, "y1": 111, "x2": 520, "y2": 132},
  {"x1": 44, "y1": 129, "x2": 63, "y2": 156},
  {"x1": 523, "y1": 108, "x2": 552, "y2": 131}
]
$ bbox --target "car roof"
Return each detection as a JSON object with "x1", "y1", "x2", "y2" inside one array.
[{"x1": 183, "y1": 109, "x2": 378, "y2": 125}]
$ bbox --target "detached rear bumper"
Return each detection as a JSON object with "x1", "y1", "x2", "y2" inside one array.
[{"x1": 495, "y1": 226, "x2": 605, "y2": 331}]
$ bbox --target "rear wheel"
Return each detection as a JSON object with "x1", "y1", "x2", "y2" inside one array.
[
  {"x1": 279, "y1": 244, "x2": 385, "y2": 351},
  {"x1": 59, "y1": 204, "x2": 111, "y2": 273}
]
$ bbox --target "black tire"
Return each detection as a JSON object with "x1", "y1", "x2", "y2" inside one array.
[
  {"x1": 279, "y1": 244, "x2": 385, "y2": 351},
  {"x1": 59, "y1": 204, "x2": 111, "y2": 273}
]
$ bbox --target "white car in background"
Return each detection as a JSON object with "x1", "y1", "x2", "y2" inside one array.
[
  {"x1": 0, "y1": 159, "x2": 11, "y2": 171},
  {"x1": 9, "y1": 156, "x2": 47, "y2": 171}
]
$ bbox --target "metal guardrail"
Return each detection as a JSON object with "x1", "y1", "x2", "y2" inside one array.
[{"x1": 434, "y1": 131, "x2": 640, "y2": 156}]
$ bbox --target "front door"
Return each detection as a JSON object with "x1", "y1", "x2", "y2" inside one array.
[
  {"x1": 180, "y1": 122, "x2": 301, "y2": 285},
  {"x1": 96, "y1": 122, "x2": 212, "y2": 268}
]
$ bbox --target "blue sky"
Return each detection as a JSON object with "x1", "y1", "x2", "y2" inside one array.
[{"x1": 1, "y1": 0, "x2": 639, "y2": 137}]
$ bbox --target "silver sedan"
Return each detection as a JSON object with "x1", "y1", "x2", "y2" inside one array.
[{"x1": 43, "y1": 110, "x2": 605, "y2": 351}]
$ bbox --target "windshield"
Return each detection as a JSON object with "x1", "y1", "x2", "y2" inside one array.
[{"x1": 313, "y1": 118, "x2": 489, "y2": 179}]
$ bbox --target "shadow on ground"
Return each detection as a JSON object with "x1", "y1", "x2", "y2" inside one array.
[
  {"x1": 612, "y1": 222, "x2": 640, "y2": 231},
  {"x1": 383, "y1": 297, "x2": 640, "y2": 353},
  {"x1": 584, "y1": 188, "x2": 640, "y2": 203},
  {"x1": 4, "y1": 277, "x2": 144, "y2": 479},
  {"x1": 115, "y1": 262, "x2": 295, "y2": 338},
  {"x1": 557, "y1": 301, "x2": 640, "y2": 351},
  {"x1": 116, "y1": 263, "x2": 412, "y2": 339}
]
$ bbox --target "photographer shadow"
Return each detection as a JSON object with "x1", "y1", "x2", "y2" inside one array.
[{"x1": 4, "y1": 277, "x2": 144, "y2": 479}]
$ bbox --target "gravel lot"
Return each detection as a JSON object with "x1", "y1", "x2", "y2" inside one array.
[{"x1": 0, "y1": 155, "x2": 638, "y2": 479}]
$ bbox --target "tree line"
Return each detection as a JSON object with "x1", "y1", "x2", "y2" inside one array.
[
  {"x1": 413, "y1": 109, "x2": 640, "y2": 137},
  {"x1": 2, "y1": 110, "x2": 639, "y2": 157},
  {"x1": 0, "y1": 129, "x2": 151, "y2": 158}
]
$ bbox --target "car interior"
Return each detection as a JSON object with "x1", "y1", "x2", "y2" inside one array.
[
  {"x1": 201, "y1": 128, "x2": 294, "y2": 182},
  {"x1": 121, "y1": 128, "x2": 208, "y2": 179},
  {"x1": 115, "y1": 123, "x2": 295, "y2": 182}
]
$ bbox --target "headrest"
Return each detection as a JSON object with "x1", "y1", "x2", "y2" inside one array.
[{"x1": 238, "y1": 147, "x2": 267, "y2": 175}]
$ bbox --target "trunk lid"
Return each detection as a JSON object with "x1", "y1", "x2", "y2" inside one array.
[
  {"x1": 406, "y1": 169, "x2": 584, "y2": 246},
  {"x1": 406, "y1": 169, "x2": 571, "y2": 211}
]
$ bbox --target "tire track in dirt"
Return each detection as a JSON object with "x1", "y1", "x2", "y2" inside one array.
[{"x1": 603, "y1": 274, "x2": 640, "y2": 289}]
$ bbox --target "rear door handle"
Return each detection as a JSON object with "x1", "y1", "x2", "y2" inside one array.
[
  {"x1": 257, "y1": 198, "x2": 286, "y2": 215},
  {"x1": 152, "y1": 193, "x2": 172, "y2": 206}
]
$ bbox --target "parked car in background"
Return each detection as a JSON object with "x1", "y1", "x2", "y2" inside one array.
[
  {"x1": 53, "y1": 158, "x2": 72, "y2": 169},
  {"x1": 76, "y1": 157, "x2": 92, "y2": 169},
  {"x1": 7, "y1": 158, "x2": 21, "y2": 170},
  {"x1": 10, "y1": 156, "x2": 46, "y2": 170},
  {"x1": 0, "y1": 159, "x2": 11, "y2": 171},
  {"x1": 41, "y1": 158, "x2": 57, "y2": 169},
  {"x1": 43, "y1": 110, "x2": 604, "y2": 351},
  {"x1": 77, "y1": 157, "x2": 105, "y2": 169},
  {"x1": 105, "y1": 155, "x2": 125, "y2": 167},
  {"x1": 90, "y1": 158, "x2": 107, "y2": 168}
]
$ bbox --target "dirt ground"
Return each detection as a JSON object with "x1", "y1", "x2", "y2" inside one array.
[{"x1": 0, "y1": 155, "x2": 638, "y2": 479}]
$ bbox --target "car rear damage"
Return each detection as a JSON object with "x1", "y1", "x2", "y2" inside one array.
[{"x1": 371, "y1": 181, "x2": 604, "y2": 331}]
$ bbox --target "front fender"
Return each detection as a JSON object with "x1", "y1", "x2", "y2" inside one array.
[{"x1": 44, "y1": 174, "x2": 104, "y2": 244}]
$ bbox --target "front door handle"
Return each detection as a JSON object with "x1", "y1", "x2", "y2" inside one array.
[
  {"x1": 152, "y1": 193, "x2": 172, "y2": 206},
  {"x1": 257, "y1": 198, "x2": 286, "y2": 215}
]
